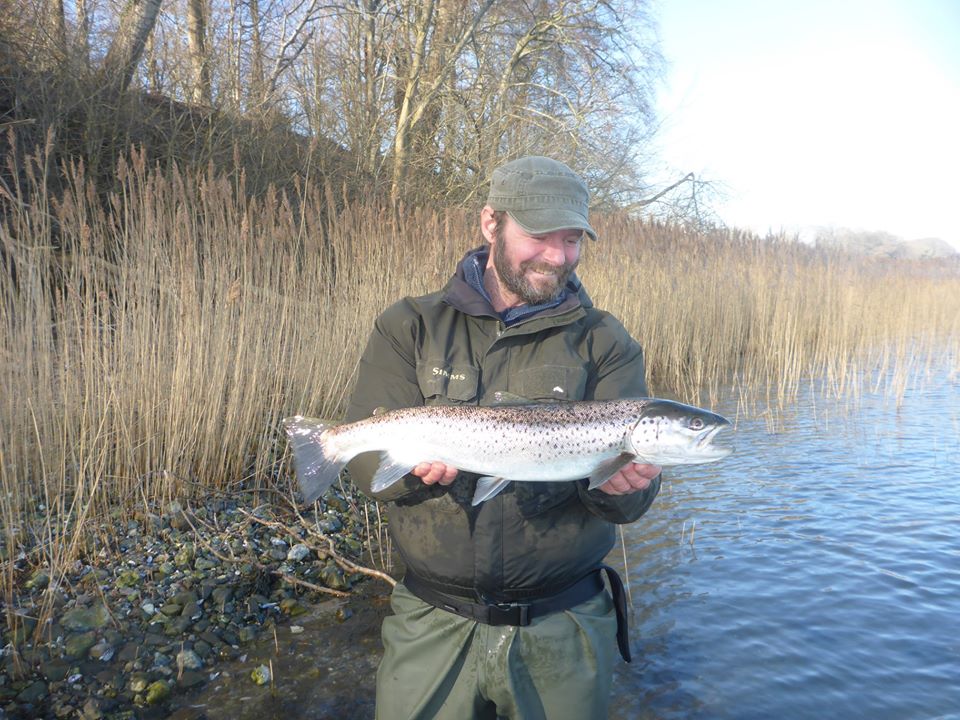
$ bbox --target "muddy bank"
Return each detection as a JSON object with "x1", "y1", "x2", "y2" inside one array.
[{"x1": 177, "y1": 584, "x2": 392, "y2": 720}]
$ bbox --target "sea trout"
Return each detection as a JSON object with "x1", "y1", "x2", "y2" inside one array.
[{"x1": 283, "y1": 398, "x2": 732, "y2": 506}]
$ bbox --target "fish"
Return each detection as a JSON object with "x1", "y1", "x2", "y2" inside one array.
[{"x1": 283, "y1": 398, "x2": 732, "y2": 506}]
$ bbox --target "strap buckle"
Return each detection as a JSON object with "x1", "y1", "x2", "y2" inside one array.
[{"x1": 486, "y1": 601, "x2": 531, "y2": 626}]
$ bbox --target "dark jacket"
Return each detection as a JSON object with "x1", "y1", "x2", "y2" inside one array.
[{"x1": 344, "y1": 247, "x2": 660, "y2": 600}]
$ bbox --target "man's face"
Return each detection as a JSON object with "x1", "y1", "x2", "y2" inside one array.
[{"x1": 490, "y1": 214, "x2": 582, "y2": 307}]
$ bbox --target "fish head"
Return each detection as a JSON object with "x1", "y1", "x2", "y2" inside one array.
[{"x1": 627, "y1": 399, "x2": 733, "y2": 466}]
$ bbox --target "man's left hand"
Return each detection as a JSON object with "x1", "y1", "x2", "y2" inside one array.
[{"x1": 597, "y1": 463, "x2": 661, "y2": 495}]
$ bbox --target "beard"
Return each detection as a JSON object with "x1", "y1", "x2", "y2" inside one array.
[{"x1": 492, "y1": 236, "x2": 578, "y2": 306}]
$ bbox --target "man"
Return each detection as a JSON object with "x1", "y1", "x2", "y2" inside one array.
[{"x1": 344, "y1": 156, "x2": 661, "y2": 720}]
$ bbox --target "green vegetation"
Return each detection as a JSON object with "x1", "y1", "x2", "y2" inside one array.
[{"x1": 2, "y1": 146, "x2": 959, "y2": 611}]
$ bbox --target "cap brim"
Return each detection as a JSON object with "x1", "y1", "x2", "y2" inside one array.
[{"x1": 507, "y1": 209, "x2": 597, "y2": 241}]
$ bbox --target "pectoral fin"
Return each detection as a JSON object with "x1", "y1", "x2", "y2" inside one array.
[
  {"x1": 587, "y1": 453, "x2": 637, "y2": 490},
  {"x1": 369, "y1": 453, "x2": 416, "y2": 493},
  {"x1": 472, "y1": 477, "x2": 512, "y2": 505}
]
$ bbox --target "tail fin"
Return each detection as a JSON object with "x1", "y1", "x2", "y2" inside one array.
[{"x1": 283, "y1": 416, "x2": 346, "y2": 504}]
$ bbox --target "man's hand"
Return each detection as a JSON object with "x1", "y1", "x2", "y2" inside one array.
[
  {"x1": 412, "y1": 462, "x2": 459, "y2": 486},
  {"x1": 596, "y1": 462, "x2": 661, "y2": 495}
]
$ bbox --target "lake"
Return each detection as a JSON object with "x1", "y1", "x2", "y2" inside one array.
[{"x1": 612, "y1": 359, "x2": 960, "y2": 720}]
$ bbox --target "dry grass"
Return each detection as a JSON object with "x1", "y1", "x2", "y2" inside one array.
[{"x1": 2, "y1": 148, "x2": 959, "y2": 608}]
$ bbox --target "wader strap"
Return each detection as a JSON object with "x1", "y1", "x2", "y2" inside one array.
[
  {"x1": 402, "y1": 570, "x2": 604, "y2": 629},
  {"x1": 599, "y1": 564, "x2": 632, "y2": 663}
]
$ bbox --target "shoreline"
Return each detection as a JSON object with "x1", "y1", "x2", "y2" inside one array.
[{"x1": 1, "y1": 491, "x2": 395, "y2": 719}]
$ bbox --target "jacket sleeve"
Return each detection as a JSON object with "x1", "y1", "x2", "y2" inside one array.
[
  {"x1": 343, "y1": 300, "x2": 426, "y2": 502},
  {"x1": 576, "y1": 312, "x2": 662, "y2": 524}
]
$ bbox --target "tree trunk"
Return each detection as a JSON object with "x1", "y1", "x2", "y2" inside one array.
[
  {"x1": 186, "y1": 0, "x2": 212, "y2": 104},
  {"x1": 101, "y1": 0, "x2": 164, "y2": 93}
]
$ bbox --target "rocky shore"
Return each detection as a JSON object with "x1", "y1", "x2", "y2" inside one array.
[{"x1": 1, "y1": 488, "x2": 395, "y2": 719}]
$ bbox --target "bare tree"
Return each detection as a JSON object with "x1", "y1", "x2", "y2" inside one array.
[
  {"x1": 102, "y1": 0, "x2": 165, "y2": 92},
  {"x1": 186, "y1": 0, "x2": 212, "y2": 103}
]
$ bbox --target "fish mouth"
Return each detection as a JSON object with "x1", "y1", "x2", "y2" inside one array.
[{"x1": 696, "y1": 424, "x2": 733, "y2": 456}]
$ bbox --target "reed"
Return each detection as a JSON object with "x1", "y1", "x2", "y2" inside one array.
[{"x1": 2, "y1": 149, "x2": 959, "y2": 606}]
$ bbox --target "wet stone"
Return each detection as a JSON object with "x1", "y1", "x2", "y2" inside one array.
[
  {"x1": 286, "y1": 544, "x2": 310, "y2": 562},
  {"x1": 41, "y1": 659, "x2": 71, "y2": 682},
  {"x1": 238, "y1": 626, "x2": 259, "y2": 644},
  {"x1": 62, "y1": 604, "x2": 111, "y2": 632},
  {"x1": 192, "y1": 640, "x2": 212, "y2": 658},
  {"x1": 176, "y1": 649, "x2": 203, "y2": 671},
  {"x1": 65, "y1": 632, "x2": 98, "y2": 659},
  {"x1": 145, "y1": 679, "x2": 171, "y2": 705},
  {"x1": 89, "y1": 641, "x2": 115, "y2": 662},
  {"x1": 159, "y1": 602, "x2": 183, "y2": 617},
  {"x1": 16, "y1": 679, "x2": 49, "y2": 704}
]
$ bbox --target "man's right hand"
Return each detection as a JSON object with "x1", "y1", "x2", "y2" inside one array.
[{"x1": 412, "y1": 462, "x2": 459, "y2": 485}]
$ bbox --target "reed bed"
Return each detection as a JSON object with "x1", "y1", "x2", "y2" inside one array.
[{"x1": 2, "y1": 149, "x2": 959, "y2": 605}]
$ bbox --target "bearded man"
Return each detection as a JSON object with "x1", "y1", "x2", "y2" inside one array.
[{"x1": 344, "y1": 156, "x2": 662, "y2": 720}]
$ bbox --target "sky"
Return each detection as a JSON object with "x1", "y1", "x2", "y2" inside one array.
[{"x1": 651, "y1": 0, "x2": 960, "y2": 249}]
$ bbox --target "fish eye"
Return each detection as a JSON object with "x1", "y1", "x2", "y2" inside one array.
[{"x1": 689, "y1": 417, "x2": 704, "y2": 431}]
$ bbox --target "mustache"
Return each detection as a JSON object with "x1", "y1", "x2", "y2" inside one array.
[{"x1": 522, "y1": 260, "x2": 577, "y2": 276}]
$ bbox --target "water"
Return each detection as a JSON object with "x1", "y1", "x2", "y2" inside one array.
[{"x1": 612, "y1": 364, "x2": 960, "y2": 720}]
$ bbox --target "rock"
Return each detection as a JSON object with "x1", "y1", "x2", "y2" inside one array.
[
  {"x1": 250, "y1": 664, "x2": 272, "y2": 685},
  {"x1": 159, "y1": 603, "x2": 183, "y2": 617},
  {"x1": 318, "y1": 516, "x2": 343, "y2": 534},
  {"x1": 174, "y1": 544, "x2": 196, "y2": 567},
  {"x1": 238, "y1": 626, "x2": 258, "y2": 644},
  {"x1": 289, "y1": 625, "x2": 304, "y2": 635},
  {"x1": 320, "y1": 563, "x2": 349, "y2": 590},
  {"x1": 192, "y1": 639, "x2": 213, "y2": 658},
  {"x1": 25, "y1": 569, "x2": 50, "y2": 591},
  {"x1": 211, "y1": 587, "x2": 234, "y2": 607},
  {"x1": 286, "y1": 544, "x2": 310, "y2": 562},
  {"x1": 176, "y1": 670, "x2": 206, "y2": 689},
  {"x1": 81, "y1": 697, "x2": 104, "y2": 719},
  {"x1": 127, "y1": 672, "x2": 151, "y2": 693},
  {"x1": 336, "y1": 607, "x2": 353, "y2": 622},
  {"x1": 176, "y1": 649, "x2": 203, "y2": 671},
  {"x1": 116, "y1": 570, "x2": 141, "y2": 588},
  {"x1": 41, "y1": 659, "x2": 71, "y2": 682},
  {"x1": 89, "y1": 640, "x2": 115, "y2": 662},
  {"x1": 62, "y1": 603, "x2": 111, "y2": 632},
  {"x1": 145, "y1": 679, "x2": 171, "y2": 705},
  {"x1": 194, "y1": 557, "x2": 218, "y2": 571},
  {"x1": 16, "y1": 679, "x2": 48, "y2": 704},
  {"x1": 65, "y1": 631, "x2": 98, "y2": 659},
  {"x1": 279, "y1": 598, "x2": 306, "y2": 617}
]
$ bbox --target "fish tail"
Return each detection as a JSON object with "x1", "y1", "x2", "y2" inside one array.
[{"x1": 282, "y1": 416, "x2": 347, "y2": 504}]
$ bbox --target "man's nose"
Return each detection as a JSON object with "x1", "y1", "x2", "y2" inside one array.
[{"x1": 541, "y1": 240, "x2": 566, "y2": 265}]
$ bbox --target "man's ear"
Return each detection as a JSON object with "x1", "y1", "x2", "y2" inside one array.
[{"x1": 480, "y1": 206, "x2": 498, "y2": 244}]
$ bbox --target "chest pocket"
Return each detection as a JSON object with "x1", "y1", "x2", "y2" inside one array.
[
  {"x1": 416, "y1": 360, "x2": 480, "y2": 404},
  {"x1": 512, "y1": 365, "x2": 588, "y2": 402}
]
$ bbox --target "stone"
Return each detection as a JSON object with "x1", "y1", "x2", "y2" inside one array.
[
  {"x1": 211, "y1": 587, "x2": 233, "y2": 607},
  {"x1": 65, "y1": 632, "x2": 98, "y2": 659},
  {"x1": 176, "y1": 670, "x2": 206, "y2": 689},
  {"x1": 16, "y1": 679, "x2": 48, "y2": 704},
  {"x1": 279, "y1": 598, "x2": 306, "y2": 617},
  {"x1": 89, "y1": 641, "x2": 115, "y2": 662},
  {"x1": 238, "y1": 626, "x2": 258, "y2": 644},
  {"x1": 116, "y1": 570, "x2": 141, "y2": 588},
  {"x1": 286, "y1": 544, "x2": 310, "y2": 562},
  {"x1": 159, "y1": 603, "x2": 183, "y2": 617},
  {"x1": 145, "y1": 679, "x2": 171, "y2": 705},
  {"x1": 25, "y1": 569, "x2": 50, "y2": 591},
  {"x1": 194, "y1": 557, "x2": 218, "y2": 572},
  {"x1": 81, "y1": 697, "x2": 104, "y2": 719},
  {"x1": 176, "y1": 649, "x2": 203, "y2": 670},
  {"x1": 41, "y1": 659, "x2": 71, "y2": 681},
  {"x1": 250, "y1": 664, "x2": 272, "y2": 685},
  {"x1": 62, "y1": 604, "x2": 110, "y2": 632},
  {"x1": 174, "y1": 544, "x2": 195, "y2": 567},
  {"x1": 192, "y1": 640, "x2": 213, "y2": 658},
  {"x1": 127, "y1": 672, "x2": 150, "y2": 693}
]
